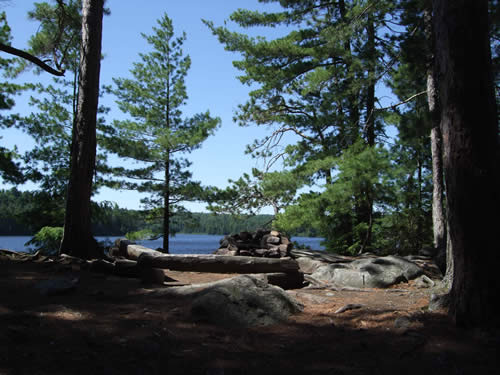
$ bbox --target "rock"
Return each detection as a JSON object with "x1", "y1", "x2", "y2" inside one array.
[
  {"x1": 296, "y1": 257, "x2": 326, "y2": 274},
  {"x1": 394, "y1": 316, "x2": 412, "y2": 330},
  {"x1": 36, "y1": 277, "x2": 79, "y2": 296},
  {"x1": 253, "y1": 249, "x2": 268, "y2": 257},
  {"x1": 310, "y1": 255, "x2": 423, "y2": 288},
  {"x1": 261, "y1": 234, "x2": 281, "y2": 247},
  {"x1": 239, "y1": 231, "x2": 252, "y2": 241},
  {"x1": 190, "y1": 275, "x2": 303, "y2": 327},
  {"x1": 280, "y1": 236, "x2": 291, "y2": 245},
  {"x1": 288, "y1": 291, "x2": 330, "y2": 304},
  {"x1": 428, "y1": 292, "x2": 450, "y2": 311},
  {"x1": 414, "y1": 274, "x2": 435, "y2": 288},
  {"x1": 278, "y1": 244, "x2": 290, "y2": 257},
  {"x1": 214, "y1": 230, "x2": 293, "y2": 258},
  {"x1": 335, "y1": 303, "x2": 364, "y2": 314},
  {"x1": 213, "y1": 248, "x2": 237, "y2": 256}
]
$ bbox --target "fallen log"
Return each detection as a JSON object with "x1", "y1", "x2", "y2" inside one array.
[
  {"x1": 137, "y1": 253, "x2": 300, "y2": 274},
  {"x1": 117, "y1": 240, "x2": 165, "y2": 260},
  {"x1": 115, "y1": 239, "x2": 301, "y2": 274}
]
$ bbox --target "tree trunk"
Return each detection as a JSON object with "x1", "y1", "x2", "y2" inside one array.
[
  {"x1": 339, "y1": 0, "x2": 360, "y2": 147},
  {"x1": 365, "y1": 16, "x2": 376, "y2": 147},
  {"x1": 424, "y1": 5, "x2": 447, "y2": 271},
  {"x1": 434, "y1": 0, "x2": 499, "y2": 328},
  {"x1": 60, "y1": 0, "x2": 103, "y2": 259},
  {"x1": 416, "y1": 154, "x2": 423, "y2": 251},
  {"x1": 430, "y1": 127, "x2": 446, "y2": 262},
  {"x1": 356, "y1": 12, "x2": 376, "y2": 253},
  {"x1": 163, "y1": 154, "x2": 170, "y2": 253}
]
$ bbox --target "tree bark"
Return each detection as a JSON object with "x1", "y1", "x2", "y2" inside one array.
[
  {"x1": 356, "y1": 12, "x2": 376, "y2": 253},
  {"x1": 163, "y1": 154, "x2": 170, "y2": 253},
  {"x1": 59, "y1": 0, "x2": 104, "y2": 259},
  {"x1": 434, "y1": 0, "x2": 499, "y2": 328},
  {"x1": 115, "y1": 240, "x2": 300, "y2": 274},
  {"x1": 424, "y1": 5, "x2": 447, "y2": 271},
  {"x1": 144, "y1": 254, "x2": 300, "y2": 274}
]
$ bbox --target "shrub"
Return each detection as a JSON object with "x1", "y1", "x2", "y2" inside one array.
[
  {"x1": 25, "y1": 226, "x2": 64, "y2": 255},
  {"x1": 125, "y1": 228, "x2": 155, "y2": 241}
]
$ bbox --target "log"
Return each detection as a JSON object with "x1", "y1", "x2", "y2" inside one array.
[
  {"x1": 117, "y1": 240, "x2": 165, "y2": 260},
  {"x1": 117, "y1": 239, "x2": 300, "y2": 274},
  {"x1": 145, "y1": 253, "x2": 300, "y2": 274},
  {"x1": 114, "y1": 259, "x2": 139, "y2": 277}
]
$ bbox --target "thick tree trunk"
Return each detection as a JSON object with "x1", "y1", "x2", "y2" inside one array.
[
  {"x1": 424, "y1": 5, "x2": 447, "y2": 272},
  {"x1": 60, "y1": 0, "x2": 103, "y2": 259},
  {"x1": 434, "y1": 0, "x2": 499, "y2": 328}
]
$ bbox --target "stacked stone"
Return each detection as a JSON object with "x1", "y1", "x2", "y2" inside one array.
[{"x1": 214, "y1": 230, "x2": 293, "y2": 258}]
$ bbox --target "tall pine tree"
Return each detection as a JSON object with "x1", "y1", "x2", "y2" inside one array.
[
  {"x1": 59, "y1": 0, "x2": 104, "y2": 259},
  {"x1": 105, "y1": 14, "x2": 220, "y2": 253},
  {"x1": 206, "y1": 0, "x2": 398, "y2": 253}
]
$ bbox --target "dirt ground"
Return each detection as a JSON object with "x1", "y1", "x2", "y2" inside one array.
[{"x1": 0, "y1": 251, "x2": 498, "y2": 375}]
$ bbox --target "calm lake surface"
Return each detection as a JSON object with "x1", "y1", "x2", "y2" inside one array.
[{"x1": 0, "y1": 233, "x2": 324, "y2": 254}]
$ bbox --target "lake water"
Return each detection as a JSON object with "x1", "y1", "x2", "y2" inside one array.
[{"x1": 0, "y1": 233, "x2": 324, "y2": 254}]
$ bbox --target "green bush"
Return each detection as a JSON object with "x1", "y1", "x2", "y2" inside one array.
[
  {"x1": 125, "y1": 228, "x2": 155, "y2": 241},
  {"x1": 25, "y1": 226, "x2": 64, "y2": 255}
]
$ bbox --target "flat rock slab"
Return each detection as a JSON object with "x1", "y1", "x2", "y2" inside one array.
[{"x1": 291, "y1": 250, "x2": 424, "y2": 288}]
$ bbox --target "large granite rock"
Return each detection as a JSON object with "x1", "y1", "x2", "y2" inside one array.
[
  {"x1": 291, "y1": 249, "x2": 425, "y2": 288},
  {"x1": 190, "y1": 275, "x2": 303, "y2": 327},
  {"x1": 311, "y1": 256, "x2": 423, "y2": 288}
]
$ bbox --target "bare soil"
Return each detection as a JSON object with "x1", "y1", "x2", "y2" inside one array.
[{"x1": 0, "y1": 252, "x2": 498, "y2": 375}]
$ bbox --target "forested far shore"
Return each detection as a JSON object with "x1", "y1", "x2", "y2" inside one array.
[{"x1": 0, "y1": 188, "x2": 317, "y2": 237}]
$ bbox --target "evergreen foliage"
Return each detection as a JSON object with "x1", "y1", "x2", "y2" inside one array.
[
  {"x1": 205, "y1": 0, "x2": 408, "y2": 253},
  {"x1": 20, "y1": 1, "x2": 110, "y2": 190},
  {"x1": 0, "y1": 12, "x2": 24, "y2": 184},
  {"x1": 2, "y1": 2, "x2": 497, "y2": 259},
  {"x1": 103, "y1": 13, "x2": 220, "y2": 252},
  {"x1": 25, "y1": 226, "x2": 63, "y2": 255},
  {"x1": 0, "y1": 188, "x2": 285, "y2": 237}
]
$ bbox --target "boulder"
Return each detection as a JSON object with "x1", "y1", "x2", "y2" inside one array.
[
  {"x1": 295, "y1": 257, "x2": 326, "y2": 274},
  {"x1": 310, "y1": 255, "x2": 423, "y2": 288},
  {"x1": 190, "y1": 275, "x2": 303, "y2": 327}
]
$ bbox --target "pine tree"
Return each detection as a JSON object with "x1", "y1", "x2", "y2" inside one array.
[
  {"x1": 434, "y1": 0, "x2": 499, "y2": 328},
  {"x1": 59, "y1": 0, "x2": 104, "y2": 259},
  {"x1": 0, "y1": 11, "x2": 24, "y2": 183},
  {"x1": 10, "y1": 1, "x2": 110, "y2": 230},
  {"x1": 205, "y1": 0, "x2": 398, "y2": 252},
  {"x1": 105, "y1": 14, "x2": 220, "y2": 253}
]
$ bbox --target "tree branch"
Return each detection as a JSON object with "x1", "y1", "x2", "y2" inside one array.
[
  {"x1": 375, "y1": 90, "x2": 427, "y2": 111},
  {"x1": 0, "y1": 42, "x2": 65, "y2": 76}
]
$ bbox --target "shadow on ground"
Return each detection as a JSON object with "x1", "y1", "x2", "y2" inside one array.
[{"x1": 1, "y1": 257, "x2": 498, "y2": 375}]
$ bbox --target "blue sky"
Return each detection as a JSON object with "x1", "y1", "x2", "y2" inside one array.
[{"x1": 1, "y1": 0, "x2": 396, "y2": 213}]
